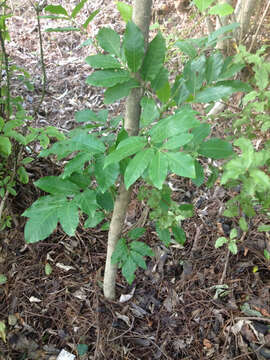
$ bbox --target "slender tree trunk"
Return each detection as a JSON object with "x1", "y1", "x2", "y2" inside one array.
[
  {"x1": 235, "y1": 0, "x2": 259, "y2": 41},
  {"x1": 103, "y1": 0, "x2": 152, "y2": 300}
]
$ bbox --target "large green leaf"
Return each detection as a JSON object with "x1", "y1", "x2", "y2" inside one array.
[
  {"x1": 0, "y1": 136, "x2": 11, "y2": 156},
  {"x1": 166, "y1": 152, "x2": 195, "y2": 178},
  {"x1": 194, "y1": 85, "x2": 236, "y2": 103},
  {"x1": 86, "y1": 69, "x2": 131, "y2": 87},
  {"x1": 174, "y1": 39, "x2": 198, "y2": 58},
  {"x1": 124, "y1": 148, "x2": 154, "y2": 189},
  {"x1": 73, "y1": 189, "x2": 98, "y2": 215},
  {"x1": 140, "y1": 96, "x2": 160, "y2": 127},
  {"x1": 140, "y1": 32, "x2": 166, "y2": 81},
  {"x1": 130, "y1": 241, "x2": 154, "y2": 256},
  {"x1": 205, "y1": 52, "x2": 224, "y2": 84},
  {"x1": 58, "y1": 201, "x2": 79, "y2": 236},
  {"x1": 70, "y1": 133, "x2": 105, "y2": 153},
  {"x1": 198, "y1": 138, "x2": 234, "y2": 159},
  {"x1": 45, "y1": 5, "x2": 68, "y2": 16},
  {"x1": 194, "y1": 0, "x2": 215, "y2": 12},
  {"x1": 162, "y1": 133, "x2": 193, "y2": 150},
  {"x1": 104, "y1": 78, "x2": 140, "y2": 104},
  {"x1": 122, "y1": 256, "x2": 137, "y2": 284},
  {"x1": 96, "y1": 28, "x2": 121, "y2": 57},
  {"x1": 123, "y1": 21, "x2": 144, "y2": 72},
  {"x1": 148, "y1": 151, "x2": 168, "y2": 189},
  {"x1": 84, "y1": 211, "x2": 105, "y2": 228},
  {"x1": 172, "y1": 226, "x2": 186, "y2": 245},
  {"x1": 150, "y1": 107, "x2": 199, "y2": 144},
  {"x1": 209, "y1": 3, "x2": 234, "y2": 16},
  {"x1": 117, "y1": 1, "x2": 132, "y2": 22},
  {"x1": 24, "y1": 212, "x2": 58, "y2": 243},
  {"x1": 216, "y1": 80, "x2": 252, "y2": 92},
  {"x1": 35, "y1": 176, "x2": 81, "y2": 195},
  {"x1": 151, "y1": 66, "x2": 169, "y2": 92},
  {"x1": 94, "y1": 155, "x2": 119, "y2": 192},
  {"x1": 191, "y1": 123, "x2": 211, "y2": 145},
  {"x1": 85, "y1": 55, "x2": 121, "y2": 69},
  {"x1": 62, "y1": 152, "x2": 90, "y2": 178},
  {"x1": 192, "y1": 160, "x2": 204, "y2": 186},
  {"x1": 75, "y1": 109, "x2": 99, "y2": 123},
  {"x1": 183, "y1": 55, "x2": 206, "y2": 94},
  {"x1": 104, "y1": 136, "x2": 147, "y2": 167},
  {"x1": 23, "y1": 195, "x2": 72, "y2": 243}
]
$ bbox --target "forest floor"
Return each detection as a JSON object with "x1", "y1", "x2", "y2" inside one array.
[{"x1": 1, "y1": 0, "x2": 270, "y2": 359}]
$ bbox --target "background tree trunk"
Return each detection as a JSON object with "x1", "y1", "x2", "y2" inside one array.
[{"x1": 103, "y1": 0, "x2": 152, "y2": 300}]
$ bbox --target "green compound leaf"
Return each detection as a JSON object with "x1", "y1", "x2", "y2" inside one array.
[
  {"x1": 111, "y1": 238, "x2": 128, "y2": 264},
  {"x1": 84, "y1": 212, "x2": 104, "y2": 228},
  {"x1": 124, "y1": 148, "x2": 154, "y2": 189},
  {"x1": 209, "y1": 3, "x2": 234, "y2": 16},
  {"x1": 198, "y1": 138, "x2": 234, "y2": 159},
  {"x1": 45, "y1": 5, "x2": 68, "y2": 16},
  {"x1": 58, "y1": 201, "x2": 79, "y2": 236},
  {"x1": 34, "y1": 176, "x2": 81, "y2": 195},
  {"x1": 166, "y1": 152, "x2": 196, "y2": 179},
  {"x1": 150, "y1": 107, "x2": 200, "y2": 144},
  {"x1": 140, "y1": 96, "x2": 160, "y2": 127},
  {"x1": 24, "y1": 208, "x2": 58, "y2": 243},
  {"x1": 86, "y1": 69, "x2": 131, "y2": 87},
  {"x1": 130, "y1": 241, "x2": 154, "y2": 256},
  {"x1": 128, "y1": 228, "x2": 146, "y2": 240},
  {"x1": 104, "y1": 136, "x2": 147, "y2": 167},
  {"x1": 73, "y1": 189, "x2": 98, "y2": 216},
  {"x1": 117, "y1": 1, "x2": 132, "y2": 22},
  {"x1": 172, "y1": 226, "x2": 186, "y2": 245},
  {"x1": 228, "y1": 241, "x2": 238, "y2": 255},
  {"x1": 205, "y1": 52, "x2": 224, "y2": 84},
  {"x1": 193, "y1": 0, "x2": 215, "y2": 12},
  {"x1": 215, "y1": 236, "x2": 228, "y2": 248},
  {"x1": 104, "y1": 78, "x2": 140, "y2": 104},
  {"x1": 162, "y1": 134, "x2": 193, "y2": 150},
  {"x1": 70, "y1": 133, "x2": 105, "y2": 153},
  {"x1": 148, "y1": 151, "x2": 168, "y2": 189},
  {"x1": 95, "y1": 156, "x2": 119, "y2": 193},
  {"x1": 141, "y1": 32, "x2": 166, "y2": 81},
  {"x1": 130, "y1": 251, "x2": 147, "y2": 269},
  {"x1": 0, "y1": 136, "x2": 11, "y2": 156},
  {"x1": 96, "y1": 28, "x2": 121, "y2": 57},
  {"x1": 17, "y1": 166, "x2": 29, "y2": 184},
  {"x1": 122, "y1": 256, "x2": 137, "y2": 284},
  {"x1": 62, "y1": 152, "x2": 90, "y2": 179},
  {"x1": 123, "y1": 21, "x2": 144, "y2": 72},
  {"x1": 85, "y1": 55, "x2": 121, "y2": 69}
]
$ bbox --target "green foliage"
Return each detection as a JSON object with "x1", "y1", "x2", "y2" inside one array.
[
  {"x1": 42, "y1": 1, "x2": 99, "y2": 32},
  {"x1": 220, "y1": 46, "x2": 270, "y2": 258},
  {"x1": 194, "y1": 0, "x2": 234, "y2": 16},
  {"x1": 23, "y1": 21, "x2": 248, "y2": 284},
  {"x1": 111, "y1": 230, "x2": 153, "y2": 284},
  {"x1": 0, "y1": 1, "x2": 65, "y2": 229},
  {"x1": 215, "y1": 228, "x2": 238, "y2": 254}
]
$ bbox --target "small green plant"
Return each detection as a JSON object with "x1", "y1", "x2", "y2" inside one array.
[
  {"x1": 22, "y1": 19, "x2": 250, "y2": 287},
  {"x1": 219, "y1": 46, "x2": 270, "y2": 256},
  {"x1": 41, "y1": 1, "x2": 99, "y2": 33},
  {"x1": 215, "y1": 227, "x2": 238, "y2": 254},
  {"x1": 0, "y1": 1, "x2": 65, "y2": 228}
]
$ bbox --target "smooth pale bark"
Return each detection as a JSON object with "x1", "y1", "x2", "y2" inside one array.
[
  {"x1": 235, "y1": 0, "x2": 260, "y2": 41},
  {"x1": 103, "y1": 0, "x2": 152, "y2": 300}
]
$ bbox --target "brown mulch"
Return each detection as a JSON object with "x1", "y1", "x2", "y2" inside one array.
[{"x1": 1, "y1": 0, "x2": 270, "y2": 359}]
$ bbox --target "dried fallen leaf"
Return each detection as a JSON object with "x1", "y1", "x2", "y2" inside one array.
[{"x1": 203, "y1": 338, "x2": 212, "y2": 349}]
